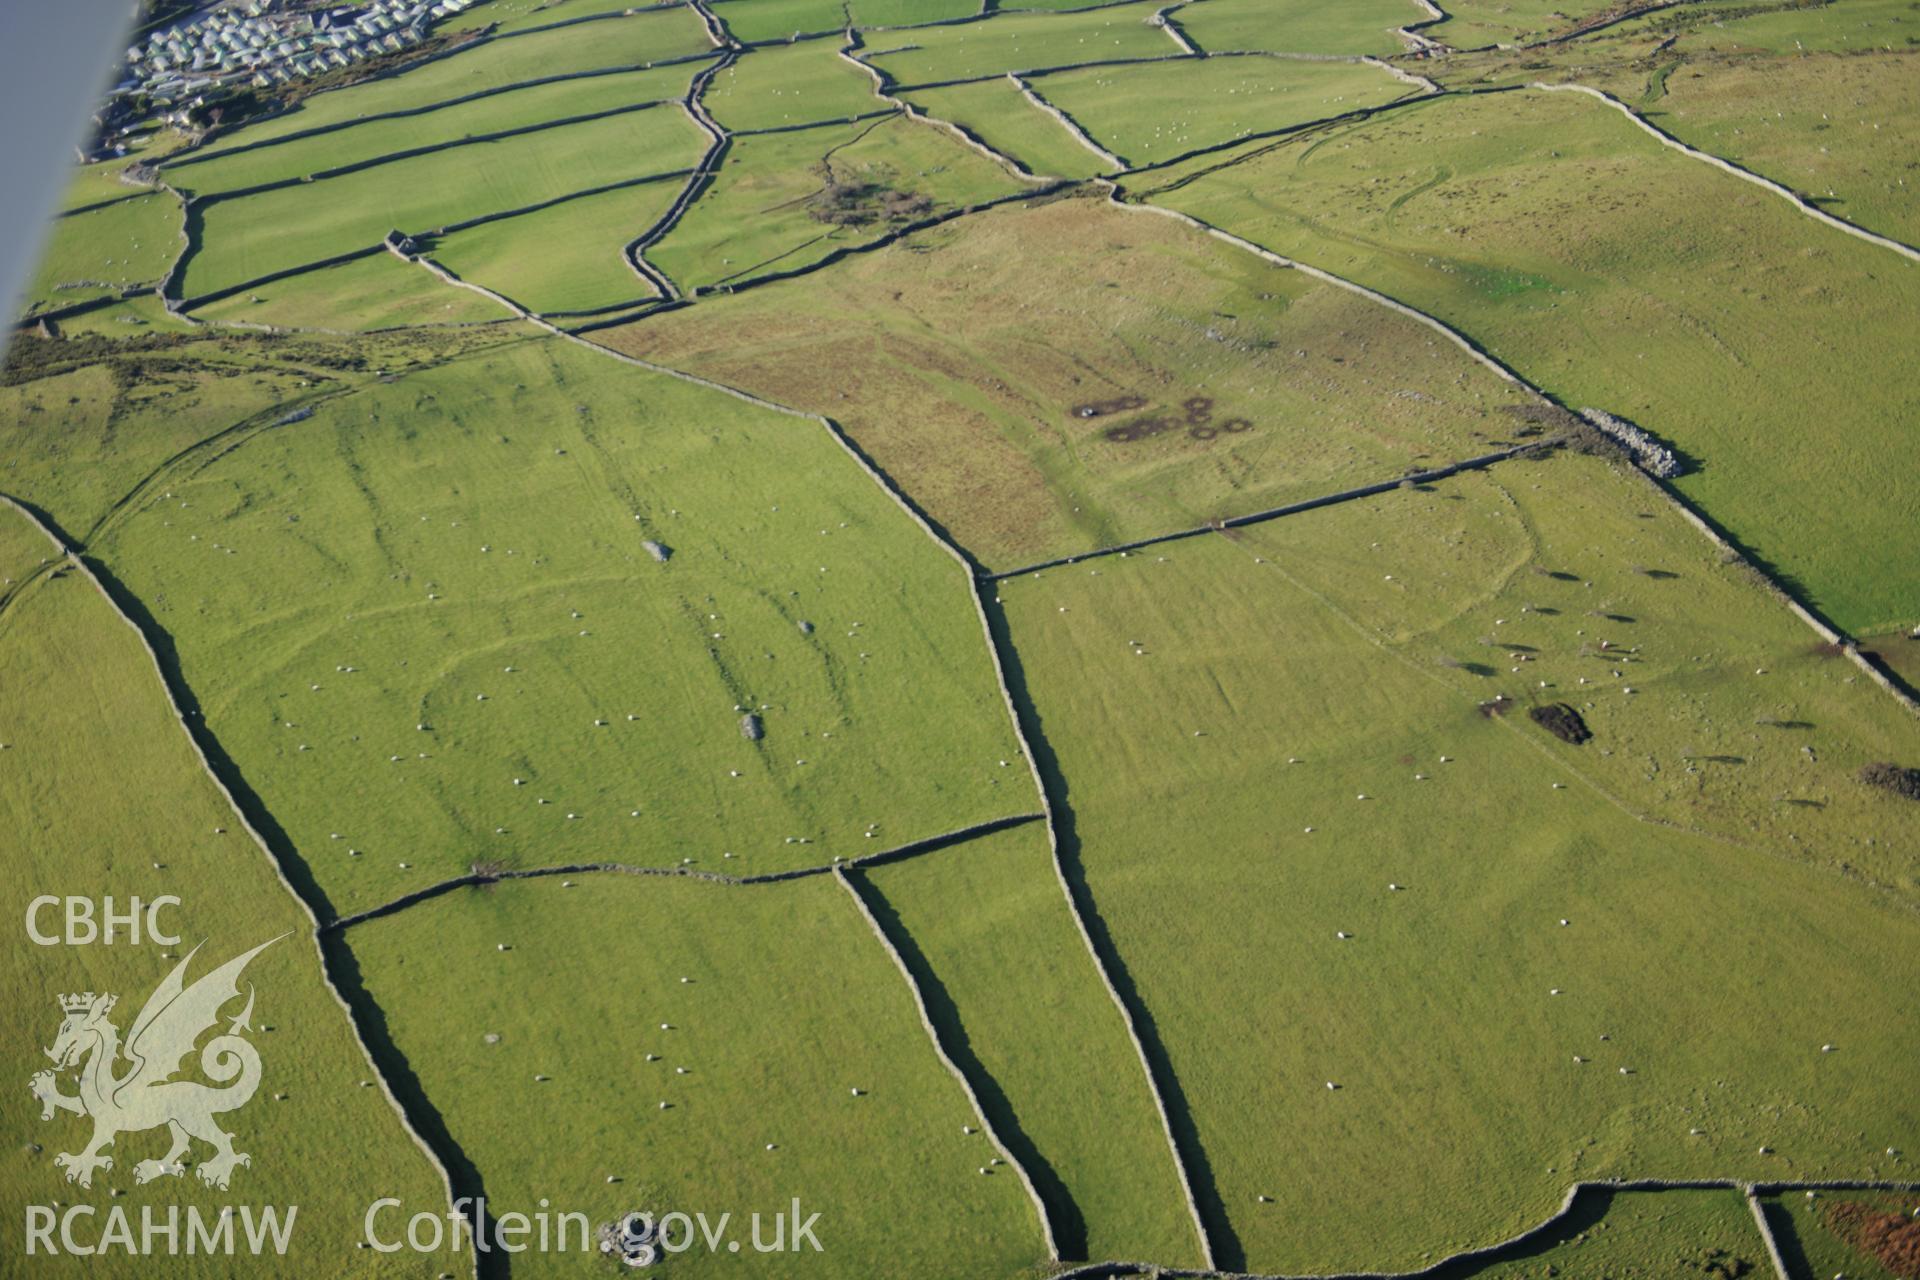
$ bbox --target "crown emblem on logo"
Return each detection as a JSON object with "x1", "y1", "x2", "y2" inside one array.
[{"x1": 59, "y1": 992, "x2": 112, "y2": 1014}]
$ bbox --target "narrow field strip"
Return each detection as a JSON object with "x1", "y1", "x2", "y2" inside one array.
[
  {"x1": 626, "y1": 40, "x2": 740, "y2": 299},
  {"x1": 164, "y1": 52, "x2": 719, "y2": 177},
  {"x1": 836, "y1": 865, "x2": 1062, "y2": 1262},
  {"x1": 840, "y1": 37, "x2": 1058, "y2": 182},
  {"x1": 1011, "y1": 73, "x2": 1123, "y2": 168}
]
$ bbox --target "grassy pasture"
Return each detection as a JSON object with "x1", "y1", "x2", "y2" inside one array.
[
  {"x1": 611, "y1": 194, "x2": 1536, "y2": 572},
  {"x1": 903, "y1": 77, "x2": 1113, "y2": 178},
  {"x1": 0, "y1": 505, "x2": 57, "y2": 589},
  {"x1": 488, "y1": 0, "x2": 698, "y2": 33},
  {"x1": 1860, "y1": 629, "x2": 1920, "y2": 693},
  {"x1": 647, "y1": 114, "x2": 1026, "y2": 292},
  {"x1": 196, "y1": 250, "x2": 517, "y2": 331},
  {"x1": 712, "y1": 0, "x2": 848, "y2": 44},
  {"x1": 859, "y1": 822, "x2": 1202, "y2": 1266},
  {"x1": 0, "y1": 525, "x2": 452, "y2": 1277},
  {"x1": 56, "y1": 130, "x2": 191, "y2": 213},
  {"x1": 862, "y1": 3, "x2": 1178, "y2": 86},
  {"x1": 1662, "y1": 0, "x2": 1920, "y2": 55},
  {"x1": 1144, "y1": 88, "x2": 1920, "y2": 635},
  {"x1": 39, "y1": 293, "x2": 201, "y2": 339},
  {"x1": 169, "y1": 64, "x2": 703, "y2": 198},
  {"x1": 0, "y1": 338, "x2": 368, "y2": 540},
  {"x1": 1423, "y1": 0, "x2": 1630, "y2": 49},
  {"x1": 345, "y1": 871, "x2": 1047, "y2": 1278},
  {"x1": 1242, "y1": 451, "x2": 1920, "y2": 897},
  {"x1": 183, "y1": 105, "x2": 708, "y2": 298},
  {"x1": 711, "y1": 0, "x2": 979, "y2": 44},
  {"x1": 1029, "y1": 55, "x2": 1411, "y2": 167},
  {"x1": 1646, "y1": 53, "x2": 1920, "y2": 247},
  {"x1": 853, "y1": 0, "x2": 977, "y2": 28},
  {"x1": 197, "y1": 11, "x2": 715, "y2": 151},
  {"x1": 1760, "y1": 1187, "x2": 1913, "y2": 1280},
  {"x1": 1463, "y1": 1188, "x2": 1768, "y2": 1277},
  {"x1": 706, "y1": 38, "x2": 884, "y2": 132},
  {"x1": 1172, "y1": 0, "x2": 1422, "y2": 57},
  {"x1": 91, "y1": 337, "x2": 1029, "y2": 919},
  {"x1": 993, "y1": 462, "x2": 1920, "y2": 1272},
  {"x1": 19, "y1": 196, "x2": 181, "y2": 318},
  {"x1": 427, "y1": 179, "x2": 686, "y2": 314}
]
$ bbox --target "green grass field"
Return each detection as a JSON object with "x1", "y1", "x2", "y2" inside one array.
[
  {"x1": 648, "y1": 114, "x2": 1026, "y2": 292},
  {"x1": 706, "y1": 38, "x2": 884, "y2": 132},
  {"x1": 1463, "y1": 1188, "x2": 1769, "y2": 1278},
  {"x1": 862, "y1": 3, "x2": 1179, "y2": 86},
  {"x1": 194, "y1": 10, "x2": 715, "y2": 151},
  {"x1": 1243, "y1": 451, "x2": 1920, "y2": 896},
  {"x1": 712, "y1": 0, "x2": 847, "y2": 44},
  {"x1": 1144, "y1": 88, "x2": 1920, "y2": 635},
  {"x1": 1029, "y1": 55, "x2": 1412, "y2": 167},
  {"x1": 710, "y1": 0, "x2": 980, "y2": 44},
  {"x1": 902, "y1": 77, "x2": 1114, "y2": 178},
  {"x1": 488, "y1": 0, "x2": 695, "y2": 33},
  {"x1": 1425, "y1": 0, "x2": 1630, "y2": 48},
  {"x1": 1760, "y1": 1187, "x2": 1914, "y2": 1280},
  {"x1": 183, "y1": 104, "x2": 707, "y2": 299},
  {"x1": 858, "y1": 822, "x2": 1202, "y2": 1266},
  {"x1": 6, "y1": 2, "x2": 1919, "y2": 1274},
  {"x1": 614, "y1": 193, "x2": 1537, "y2": 571},
  {"x1": 344, "y1": 870, "x2": 1046, "y2": 1277},
  {"x1": 169, "y1": 63, "x2": 703, "y2": 198},
  {"x1": 1646, "y1": 53, "x2": 1920, "y2": 247},
  {"x1": 196, "y1": 249, "x2": 518, "y2": 331},
  {"x1": 1174, "y1": 0, "x2": 1422, "y2": 57},
  {"x1": 0, "y1": 334, "x2": 402, "y2": 540},
  {"x1": 0, "y1": 512, "x2": 452, "y2": 1276},
  {"x1": 1662, "y1": 0, "x2": 1920, "y2": 56},
  {"x1": 427, "y1": 178, "x2": 686, "y2": 314},
  {"x1": 20, "y1": 196, "x2": 181, "y2": 318},
  {"x1": 993, "y1": 451, "x2": 1920, "y2": 1272},
  {"x1": 89, "y1": 337, "x2": 1029, "y2": 919}
]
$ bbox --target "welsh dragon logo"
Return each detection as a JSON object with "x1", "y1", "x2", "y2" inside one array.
[{"x1": 29, "y1": 936, "x2": 282, "y2": 1190}]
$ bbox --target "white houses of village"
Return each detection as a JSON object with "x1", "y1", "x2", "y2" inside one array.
[{"x1": 117, "y1": 0, "x2": 476, "y2": 117}]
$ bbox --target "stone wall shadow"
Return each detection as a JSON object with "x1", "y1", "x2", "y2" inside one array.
[{"x1": 981, "y1": 594, "x2": 1244, "y2": 1270}]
